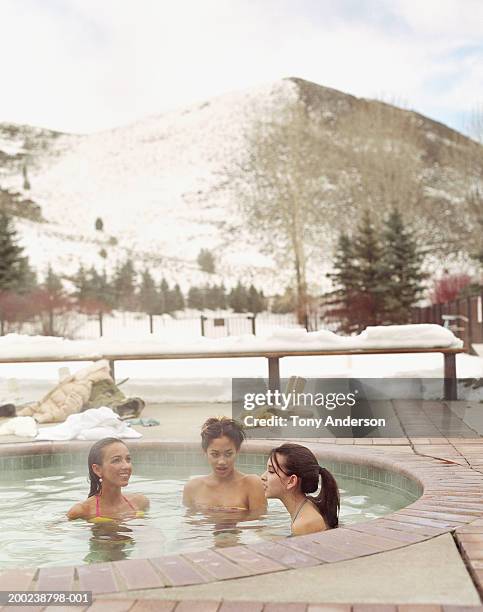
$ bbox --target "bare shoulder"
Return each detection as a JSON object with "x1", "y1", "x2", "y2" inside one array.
[
  {"x1": 183, "y1": 475, "x2": 206, "y2": 505},
  {"x1": 184, "y1": 475, "x2": 207, "y2": 490},
  {"x1": 293, "y1": 514, "x2": 327, "y2": 536},
  {"x1": 66, "y1": 499, "x2": 91, "y2": 520},
  {"x1": 242, "y1": 473, "x2": 264, "y2": 488},
  {"x1": 130, "y1": 493, "x2": 150, "y2": 510}
]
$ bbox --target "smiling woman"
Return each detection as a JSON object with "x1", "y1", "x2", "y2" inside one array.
[
  {"x1": 66, "y1": 437, "x2": 149, "y2": 523},
  {"x1": 182, "y1": 417, "x2": 266, "y2": 515}
]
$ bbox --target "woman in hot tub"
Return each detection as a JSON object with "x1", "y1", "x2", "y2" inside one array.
[
  {"x1": 67, "y1": 437, "x2": 149, "y2": 522},
  {"x1": 183, "y1": 417, "x2": 266, "y2": 516}
]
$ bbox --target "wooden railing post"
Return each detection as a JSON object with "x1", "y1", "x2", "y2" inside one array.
[
  {"x1": 443, "y1": 352, "x2": 457, "y2": 401},
  {"x1": 268, "y1": 356, "x2": 280, "y2": 393}
]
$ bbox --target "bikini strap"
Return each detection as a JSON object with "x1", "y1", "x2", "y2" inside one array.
[
  {"x1": 291, "y1": 498, "x2": 308, "y2": 525},
  {"x1": 122, "y1": 495, "x2": 136, "y2": 511}
]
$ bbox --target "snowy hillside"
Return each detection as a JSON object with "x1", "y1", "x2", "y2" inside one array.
[{"x1": 0, "y1": 77, "x2": 481, "y2": 291}]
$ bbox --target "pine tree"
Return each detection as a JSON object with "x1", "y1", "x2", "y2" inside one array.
[
  {"x1": 15, "y1": 257, "x2": 37, "y2": 294},
  {"x1": 95, "y1": 217, "x2": 104, "y2": 232},
  {"x1": 172, "y1": 284, "x2": 185, "y2": 311},
  {"x1": 204, "y1": 284, "x2": 219, "y2": 310},
  {"x1": 139, "y1": 269, "x2": 158, "y2": 314},
  {"x1": 44, "y1": 265, "x2": 63, "y2": 295},
  {"x1": 113, "y1": 259, "x2": 137, "y2": 310},
  {"x1": 326, "y1": 233, "x2": 360, "y2": 333},
  {"x1": 159, "y1": 278, "x2": 170, "y2": 313},
  {"x1": 187, "y1": 286, "x2": 204, "y2": 310},
  {"x1": 197, "y1": 249, "x2": 216, "y2": 274},
  {"x1": 229, "y1": 281, "x2": 249, "y2": 313},
  {"x1": 326, "y1": 212, "x2": 386, "y2": 333},
  {"x1": 381, "y1": 208, "x2": 427, "y2": 323},
  {"x1": 217, "y1": 284, "x2": 227, "y2": 309},
  {"x1": 0, "y1": 211, "x2": 29, "y2": 291},
  {"x1": 72, "y1": 265, "x2": 89, "y2": 304},
  {"x1": 352, "y1": 210, "x2": 386, "y2": 329},
  {"x1": 247, "y1": 285, "x2": 265, "y2": 314},
  {"x1": 86, "y1": 266, "x2": 114, "y2": 310}
]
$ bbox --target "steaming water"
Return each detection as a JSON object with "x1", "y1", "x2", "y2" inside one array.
[{"x1": 0, "y1": 463, "x2": 416, "y2": 568}]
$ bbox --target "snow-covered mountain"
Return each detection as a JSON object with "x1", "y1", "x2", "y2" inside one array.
[{"x1": 0, "y1": 77, "x2": 481, "y2": 292}]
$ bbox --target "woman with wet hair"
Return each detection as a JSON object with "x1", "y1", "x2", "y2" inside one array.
[
  {"x1": 261, "y1": 442, "x2": 339, "y2": 535},
  {"x1": 183, "y1": 417, "x2": 266, "y2": 515},
  {"x1": 67, "y1": 437, "x2": 149, "y2": 522}
]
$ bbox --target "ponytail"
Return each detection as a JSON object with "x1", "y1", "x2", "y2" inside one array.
[
  {"x1": 270, "y1": 443, "x2": 340, "y2": 529},
  {"x1": 310, "y1": 466, "x2": 340, "y2": 528}
]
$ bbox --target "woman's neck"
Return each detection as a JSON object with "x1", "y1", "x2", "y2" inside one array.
[
  {"x1": 99, "y1": 483, "x2": 124, "y2": 505},
  {"x1": 281, "y1": 491, "x2": 307, "y2": 520}
]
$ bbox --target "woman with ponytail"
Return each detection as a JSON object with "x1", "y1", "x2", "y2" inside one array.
[
  {"x1": 67, "y1": 437, "x2": 149, "y2": 522},
  {"x1": 261, "y1": 443, "x2": 339, "y2": 535}
]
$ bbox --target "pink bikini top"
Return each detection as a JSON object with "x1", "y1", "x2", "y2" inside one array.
[{"x1": 95, "y1": 494, "x2": 137, "y2": 517}]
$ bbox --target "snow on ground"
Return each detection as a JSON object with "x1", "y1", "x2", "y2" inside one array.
[{"x1": 0, "y1": 325, "x2": 481, "y2": 404}]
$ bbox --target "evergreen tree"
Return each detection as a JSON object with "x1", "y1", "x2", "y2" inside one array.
[
  {"x1": 72, "y1": 265, "x2": 89, "y2": 304},
  {"x1": 0, "y1": 211, "x2": 29, "y2": 291},
  {"x1": 139, "y1": 269, "x2": 158, "y2": 314},
  {"x1": 44, "y1": 265, "x2": 63, "y2": 296},
  {"x1": 95, "y1": 217, "x2": 104, "y2": 232},
  {"x1": 15, "y1": 257, "x2": 37, "y2": 294},
  {"x1": 247, "y1": 284, "x2": 266, "y2": 314},
  {"x1": 351, "y1": 210, "x2": 386, "y2": 329},
  {"x1": 172, "y1": 284, "x2": 185, "y2": 311},
  {"x1": 381, "y1": 208, "x2": 427, "y2": 323},
  {"x1": 217, "y1": 284, "x2": 227, "y2": 309},
  {"x1": 197, "y1": 248, "x2": 216, "y2": 274},
  {"x1": 113, "y1": 259, "x2": 137, "y2": 310},
  {"x1": 229, "y1": 281, "x2": 249, "y2": 313},
  {"x1": 327, "y1": 211, "x2": 386, "y2": 333},
  {"x1": 159, "y1": 278, "x2": 171, "y2": 313},
  {"x1": 95, "y1": 268, "x2": 114, "y2": 310},
  {"x1": 187, "y1": 286, "x2": 204, "y2": 310},
  {"x1": 326, "y1": 233, "x2": 360, "y2": 333},
  {"x1": 204, "y1": 284, "x2": 220, "y2": 310}
]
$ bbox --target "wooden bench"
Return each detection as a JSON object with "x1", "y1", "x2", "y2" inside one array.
[{"x1": 0, "y1": 346, "x2": 464, "y2": 400}]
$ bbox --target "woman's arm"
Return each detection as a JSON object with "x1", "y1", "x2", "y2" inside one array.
[
  {"x1": 66, "y1": 502, "x2": 88, "y2": 520},
  {"x1": 182, "y1": 478, "x2": 197, "y2": 507},
  {"x1": 132, "y1": 493, "x2": 150, "y2": 511},
  {"x1": 245, "y1": 474, "x2": 267, "y2": 517}
]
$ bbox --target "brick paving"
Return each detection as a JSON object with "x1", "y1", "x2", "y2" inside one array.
[{"x1": 2, "y1": 599, "x2": 481, "y2": 611}]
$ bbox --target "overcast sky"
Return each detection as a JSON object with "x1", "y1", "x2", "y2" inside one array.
[{"x1": 0, "y1": 0, "x2": 482, "y2": 134}]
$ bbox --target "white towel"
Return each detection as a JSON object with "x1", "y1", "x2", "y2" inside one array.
[
  {"x1": 0, "y1": 416, "x2": 38, "y2": 438},
  {"x1": 36, "y1": 407, "x2": 142, "y2": 441}
]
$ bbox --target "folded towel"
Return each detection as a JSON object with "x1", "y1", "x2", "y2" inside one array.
[{"x1": 36, "y1": 406, "x2": 142, "y2": 441}]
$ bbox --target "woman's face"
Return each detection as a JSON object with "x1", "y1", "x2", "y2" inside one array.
[
  {"x1": 205, "y1": 435, "x2": 238, "y2": 478},
  {"x1": 261, "y1": 454, "x2": 289, "y2": 499},
  {"x1": 94, "y1": 442, "x2": 132, "y2": 487}
]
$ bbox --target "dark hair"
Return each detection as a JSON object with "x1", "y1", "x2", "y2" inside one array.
[
  {"x1": 201, "y1": 417, "x2": 245, "y2": 451},
  {"x1": 270, "y1": 443, "x2": 340, "y2": 529},
  {"x1": 87, "y1": 437, "x2": 128, "y2": 498}
]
